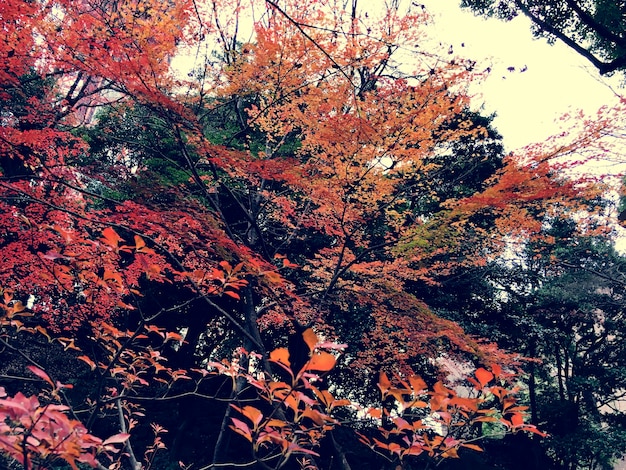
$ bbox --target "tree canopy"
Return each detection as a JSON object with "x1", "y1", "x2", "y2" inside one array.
[
  {"x1": 461, "y1": 0, "x2": 626, "y2": 75},
  {"x1": 0, "y1": 0, "x2": 622, "y2": 469}
]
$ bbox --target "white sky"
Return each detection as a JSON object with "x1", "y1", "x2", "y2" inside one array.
[{"x1": 421, "y1": 0, "x2": 623, "y2": 151}]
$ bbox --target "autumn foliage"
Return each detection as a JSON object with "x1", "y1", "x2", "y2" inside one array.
[{"x1": 0, "y1": 0, "x2": 613, "y2": 468}]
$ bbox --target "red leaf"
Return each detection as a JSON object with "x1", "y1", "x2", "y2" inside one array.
[
  {"x1": 223, "y1": 290, "x2": 241, "y2": 300},
  {"x1": 510, "y1": 413, "x2": 524, "y2": 427},
  {"x1": 282, "y1": 258, "x2": 299, "y2": 269},
  {"x1": 0, "y1": 398, "x2": 29, "y2": 413},
  {"x1": 475, "y1": 368, "x2": 494, "y2": 388},
  {"x1": 165, "y1": 331, "x2": 184, "y2": 343}
]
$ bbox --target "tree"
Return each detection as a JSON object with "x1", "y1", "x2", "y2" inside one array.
[
  {"x1": 431, "y1": 211, "x2": 626, "y2": 469},
  {"x1": 518, "y1": 225, "x2": 626, "y2": 470},
  {"x1": 460, "y1": 0, "x2": 626, "y2": 75},
  {"x1": 0, "y1": 0, "x2": 603, "y2": 468}
]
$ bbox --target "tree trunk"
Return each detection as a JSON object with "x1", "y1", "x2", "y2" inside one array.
[{"x1": 330, "y1": 431, "x2": 352, "y2": 470}]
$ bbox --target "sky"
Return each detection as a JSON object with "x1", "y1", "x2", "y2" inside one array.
[
  {"x1": 418, "y1": 0, "x2": 626, "y2": 250},
  {"x1": 172, "y1": 0, "x2": 624, "y2": 156},
  {"x1": 421, "y1": 0, "x2": 623, "y2": 151}
]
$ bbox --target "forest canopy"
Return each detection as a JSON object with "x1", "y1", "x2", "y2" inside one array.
[
  {"x1": 0, "y1": 0, "x2": 624, "y2": 469},
  {"x1": 460, "y1": 0, "x2": 626, "y2": 75}
]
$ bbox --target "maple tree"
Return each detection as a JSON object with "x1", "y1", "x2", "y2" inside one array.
[{"x1": 0, "y1": 0, "x2": 615, "y2": 468}]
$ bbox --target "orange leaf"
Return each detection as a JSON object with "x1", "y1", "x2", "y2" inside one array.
[
  {"x1": 263, "y1": 270, "x2": 283, "y2": 284},
  {"x1": 378, "y1": 371, "x2": 391, "y2": 395},
  {"x1": 306, "y1": 351, "x2": 336, "y2": 372},
  {"x1": 241, "y1": 405, "x2": 264, "y2": 428},
  {"x1": 10, "y1": 300, "x2": 25, "y2": 314},
  {"x1": 269, "y1": 347, "x2": 291, "y2": 368},
  {"x1": 409, "y1": 375, "x2": 427, "y2": 393},
  {"x1": 134, "y1": 235, "x2": 146, "y2": 250},
  {"x1": 266, "y1": 419, "x2": 288, "y2": 428},
  {"x1": 461, "y1": 443, "x2": 483, "y2": 452},
  {"x1": 302, "y1": 328, "x2": 318, "y2": 352},
  {"x1": 77, "y1": 355, "x2": 97, "y2": 371},
  {"x1": 475, "y1": 368, "x2": 494, "y2": 388},
  {"x1": 301, "y1": 408, "x2": 326, "y2": 425},
  {"x1": 441, "y1": 447, "x2": 459, "y2": 458},
  {"x1": 472, "y1": 416, "x2": 499, "y2": 424},
  {"x1": 101, "y1": 227, "x2": 123, "y2": 247}
]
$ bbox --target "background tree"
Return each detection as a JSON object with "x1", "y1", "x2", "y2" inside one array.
[
  {"x1": 426, "y1": 210, "x2": 626, "y2": 469},
  {"x1": 460, "y1": 0, "x2": 626, "y2": 75}
]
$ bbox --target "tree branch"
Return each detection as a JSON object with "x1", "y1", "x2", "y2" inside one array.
[
  {"x1": 116, "y1": 399, "x2": 141, "y2": 470},
  {"x1": 562, "y1": 0, "x2": 626, "y2": 48},
  {"x1": 514, "y1": 0, "x2": 623, "y2": 74}
]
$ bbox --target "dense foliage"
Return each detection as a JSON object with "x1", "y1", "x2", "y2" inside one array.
[
  {"x1": 461, "y1": 0, "x2": 626, "y2": 75},
  {"x1": 0, "y1": 0, "x2": 623, "y2": 469}
]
